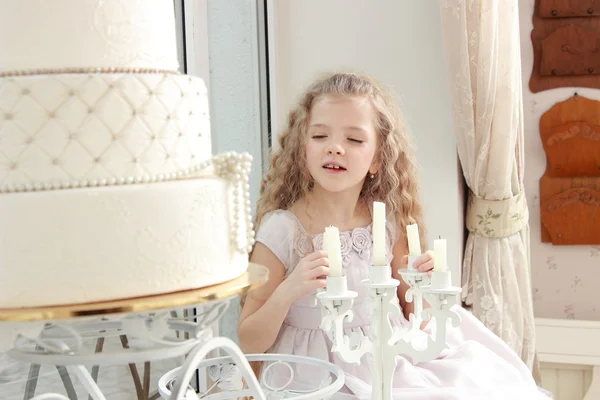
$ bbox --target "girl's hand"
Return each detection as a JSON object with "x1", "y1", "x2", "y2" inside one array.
[
  {"x1": 277, "y1": 250, "x2": 329, "y2": 304},
  {"x1": 399, "y1": 250, "x2": 435, "y2": 276}
]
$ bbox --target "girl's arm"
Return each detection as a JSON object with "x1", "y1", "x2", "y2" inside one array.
[
  {"x1": 237, "y1": 242, "x2": 293, "y2": 354},
  {"x1": 238, "y1": 244, "x2": 328, "y2": 354}
]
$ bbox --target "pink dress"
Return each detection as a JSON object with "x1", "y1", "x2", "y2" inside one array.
[{"x1": 255, "y1": 210, "x2": 552, "y2": 400}]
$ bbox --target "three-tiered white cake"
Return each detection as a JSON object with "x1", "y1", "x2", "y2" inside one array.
[{"x1": 0, "y1": 0, "x2": 254, "y2": 308}]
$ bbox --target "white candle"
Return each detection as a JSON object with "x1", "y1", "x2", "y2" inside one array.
[
  {"x1": 433, "y1": 237, "x2": 448, "y2": 272},
  {"x1": 372, "y1": 201, "x2": 386, "y2": 266},
  {"x1": 406, "y1": 224, "x2": 421, "y2": 256},
  {"x1": 324, "y1": 226, "x2": 343, "y2": 277}
]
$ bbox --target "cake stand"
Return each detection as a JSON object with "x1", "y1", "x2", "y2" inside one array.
[{"x1": 0, "y1": 264, "x2": 345, "y2": 400}]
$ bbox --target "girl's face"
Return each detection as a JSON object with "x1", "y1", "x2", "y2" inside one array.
[{"x1": 305, "y1": 95, "x2": 378, "y2": 194}]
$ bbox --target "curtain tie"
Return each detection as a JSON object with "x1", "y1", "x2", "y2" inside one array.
[{"x1": 466, "y1": 191, "x2": 529, "y2": 238}]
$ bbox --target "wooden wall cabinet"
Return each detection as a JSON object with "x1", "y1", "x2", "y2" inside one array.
[
  {"x1": 531, "y1": 0, "x2": 600, "y2": 92},
  {"x1": 539, "y1": 95, "x2": 600, "y2": 245}
]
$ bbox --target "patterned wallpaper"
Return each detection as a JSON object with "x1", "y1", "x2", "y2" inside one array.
[{"x1": 519, "y1": 0, "x2": 600, "y2": 321}]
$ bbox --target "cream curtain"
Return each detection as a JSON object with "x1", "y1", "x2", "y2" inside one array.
[{"x1": 438, "y1": 0, "x2": 540, "y2": 382}]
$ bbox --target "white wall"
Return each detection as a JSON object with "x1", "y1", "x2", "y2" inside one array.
[{"x1": 268, "y1": 0, "x2": 464, "y2": 281}]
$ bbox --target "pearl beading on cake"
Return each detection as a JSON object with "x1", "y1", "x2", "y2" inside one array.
[
  {"x1": 212, "y1": 152, "x2": 256, "y2": 254},
  {"x1": 0, "y1": 151, "x2": 256, "y2": 255},
  {"x1": 0, "y1": 67, "x2": 179, "y2": 78},
  {"x1": 0, "y1": 167, "x2": 205, "y2": 193}
]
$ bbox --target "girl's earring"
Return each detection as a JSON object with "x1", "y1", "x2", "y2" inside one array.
[{"x1": 370, "y1": 173, "x2": 375, "y2": 179}]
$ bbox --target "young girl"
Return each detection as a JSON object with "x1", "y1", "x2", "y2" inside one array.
[{"x1": 238, "y1": 72, "x2": 551, "y2": 399}]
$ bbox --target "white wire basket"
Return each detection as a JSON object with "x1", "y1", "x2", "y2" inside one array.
[{"x1": 158, "y1": 338, "x2": 345, "y2": 400}]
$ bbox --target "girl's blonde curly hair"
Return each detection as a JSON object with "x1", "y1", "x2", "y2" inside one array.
[{"x1": 254, "y1": 71, "x2": 426, "y2": 249}]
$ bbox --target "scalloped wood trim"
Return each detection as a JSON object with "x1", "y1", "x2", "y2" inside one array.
[
  {"x1": 546, "y1": 188, "x2": 600, "y2": 212},
  {"x1": 546, "y1": 121, "x2": 600, "y2": 146}
]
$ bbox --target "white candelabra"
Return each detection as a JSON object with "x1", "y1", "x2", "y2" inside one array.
[{"x1": 317, "y1": 204, "x2": 462, "y2": 400}]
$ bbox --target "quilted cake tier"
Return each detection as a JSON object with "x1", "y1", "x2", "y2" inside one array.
[{"x1": 0, "y1": 73, "x2": 210, "y2": 189}]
